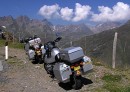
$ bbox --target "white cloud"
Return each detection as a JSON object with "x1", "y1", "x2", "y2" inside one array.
[
  {"x1": 38, "y1": 4, "x2": 60, "y2": 19},
  {"x1": 72, "y1": 3, "x2": 91, "y2": 22},
  {"x1": 91, "y1": 2, "x2": 130, "y2": 22},
  {"x1": 38, "y1": 3, "x2": 91, "y2": 22},
  {"x1": 60, "y1": 7, "x2": 73, "y2": 21},
  {"x1": 38, "y1": 2, "x2": 130, "y2": 23}
]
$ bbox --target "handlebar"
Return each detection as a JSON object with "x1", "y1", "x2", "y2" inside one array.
[{"x1": 44, "y1": 37, "x2": 62, "y2": 50}]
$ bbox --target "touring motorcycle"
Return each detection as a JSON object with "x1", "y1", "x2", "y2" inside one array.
[
  {"x1": 43, "y1": 37, "x2": 93, "y2": 89},
  {"x1": 27, "y1": 37, "x2": 44, "y2": 64}
]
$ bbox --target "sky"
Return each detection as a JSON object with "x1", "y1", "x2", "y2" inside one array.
[{"x1": 0, "y1": 0, "x2": 130, "y2": 25}]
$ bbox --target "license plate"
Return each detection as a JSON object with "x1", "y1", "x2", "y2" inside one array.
[
  {"x1": 36, "y1": 51, "x2": 41, "y2": 55},
  {"x1": 74, "y1": 66, "x2": 80, "y2": 71}
]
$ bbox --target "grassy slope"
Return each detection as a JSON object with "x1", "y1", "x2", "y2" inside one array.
[
  {"x1": 83, "y1": 63, "x2": 130, "y2": 92},
  {"x1": 0, "y1": 39, "x2": 24, "y2": 49}
]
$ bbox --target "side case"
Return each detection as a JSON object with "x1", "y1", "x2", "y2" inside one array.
[
  {"x1": 82, "y1": 56, "x2": 93, "y2": 73},
  {"x1": 53, "y1": 63, "x2": 72, "y2": 83},
  {"x1": 82, "y1": 62, "x2": 93, "y2": 73},
  {"x1": 28, "y1": 49, "x2": 35, "y2": 60}
]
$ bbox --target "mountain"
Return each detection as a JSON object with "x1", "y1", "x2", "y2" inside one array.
[
  {"x1": 54, "y1": 24, "x2": 93, "y2": 45},
  {"x1": 55, "y1": 23, "x2": 93, "y2": 36},
  {"x1": 0, "y1": 16, "x2": 94, "y2": 44},
  {"x1": 73, "y1": 21, "x2": 130, "y2": 67},
  {"x1": 54, "y1": 22, "x2": 122, "y2": 47},
  {"x1": 0, "y1": 16, "x2": 55, "y2": 43},
  {"x1": 89, "y1": 22, "x2": 121, "y2": 34}
]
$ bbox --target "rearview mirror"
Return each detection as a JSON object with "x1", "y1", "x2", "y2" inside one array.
[{"x1": 54, "y1": 37, "x2": 62, "y2": 42}]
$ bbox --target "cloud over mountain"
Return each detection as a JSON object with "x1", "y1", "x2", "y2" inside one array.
[
  {"x1": 72, "y1": 3, "x2": 91, "y2": 22},
  {"x1": 38, "y1": 2, "x2": 130, "y2": 23},
  {"x1": 38, "y1": 4, "x2": 60, "y2": 19},
  {"x1": 91, "y1": 2, "x2": 130, "y2": 22},
  {"x1": 60, "y1": 7, "x2": 73, "y2": 21},
  {"x1": 38, "y1": 3, "x2": 91, "y2": 22}
]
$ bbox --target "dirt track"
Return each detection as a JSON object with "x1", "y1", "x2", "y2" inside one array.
[{"x1": 0, "y1": 47, "x2": 104, "y2": 92}]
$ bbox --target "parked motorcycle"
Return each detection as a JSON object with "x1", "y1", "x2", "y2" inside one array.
[
  {"x1": 43, "y1": 37, "x2": 93, "y2": 90},
  {"x1": 28, "y1": 37, "x2": 44, "y2": 64}
]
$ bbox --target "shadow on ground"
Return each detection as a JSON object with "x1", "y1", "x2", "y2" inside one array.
[
  {"x1": 81, "y1": 77, "x2": 93, "y2": 85},
  {"x1": 59, "y1": 82, "x2": 72, "y2": 90},
  {"x1": 58, "y1": 77, "x2": 93, "y2": 91},
  {"x1": 31, "y1": 60, "x2": 44, "y2": 64}
]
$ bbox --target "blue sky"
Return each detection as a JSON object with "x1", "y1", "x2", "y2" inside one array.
[{"x1": 0, "y1": 0, "x2": 130, "y2": 25}]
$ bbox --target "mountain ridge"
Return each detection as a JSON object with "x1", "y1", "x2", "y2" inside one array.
[
  {"x1": 0, "y1": 15, "x2": 55, "y2": 42},
  {"x1": 88, "y1": 21, "x2": 122, "y2": 34}
]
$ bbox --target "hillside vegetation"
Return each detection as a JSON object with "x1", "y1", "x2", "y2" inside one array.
[
  {"x1": 72, "y1": 20, "x2": 130, "y2": 68},
  {"x1": 0, "y1": 39, "x2": 24, "y2": 49}
]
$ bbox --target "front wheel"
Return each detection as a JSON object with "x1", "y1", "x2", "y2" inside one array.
[
  {"x1": 72, "y1": 75, "x2": 82, "y2": 90},
  {"x1": 44, "y1": 63, "x2": 52, "y2": 74}
]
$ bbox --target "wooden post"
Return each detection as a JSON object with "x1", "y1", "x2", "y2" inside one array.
[
  {"x1": 112, "y1": 32, "x2": 118, "y2": 69},
  {"x1": 5, "y1": 41, "x2": 8, "y2": 60}
]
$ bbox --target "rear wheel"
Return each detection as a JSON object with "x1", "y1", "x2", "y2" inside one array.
[
  {"x1": 72, "y1": 75, "x2": 82, "y2": 90},
  {"x1": 32, "y1": 55, "x2": 39, "y2": 64},
  {"x1": 38, "y1": 56, "x2": 43, "y2": 64}
]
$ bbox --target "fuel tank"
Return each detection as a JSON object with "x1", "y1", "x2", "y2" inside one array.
[{"x1": 44, "y1": 48, "x2": 60, "y2": 63}]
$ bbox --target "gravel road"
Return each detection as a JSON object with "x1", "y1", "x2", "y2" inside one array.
[
  {"x1": 0, "y1": 60, "x2": 3, "y2": 71},
  {"x1": 0, "y1": 47, "x2": 98, "y2": 92}
]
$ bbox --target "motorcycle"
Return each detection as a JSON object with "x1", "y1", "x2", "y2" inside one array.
[
  {"x1": 43, "y1": 37, "x2": 93, "y2": 90},
  {"x1": 28, "y1": 38, "x2": 44, "y2": 64}
]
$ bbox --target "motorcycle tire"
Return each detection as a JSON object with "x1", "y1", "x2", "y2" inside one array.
[
  {"x1": 44, "y1": 63, "x2": 52, "y2": 74},
  {"x1": 32, "y1": 55, "x2": 39, "y2": 64},
  {"x1": 38, "y1": 57, "x2": 43, "y2": 64},
  {"x1": 72, "y1": 76, "x2": 82, "y2": 90}
]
